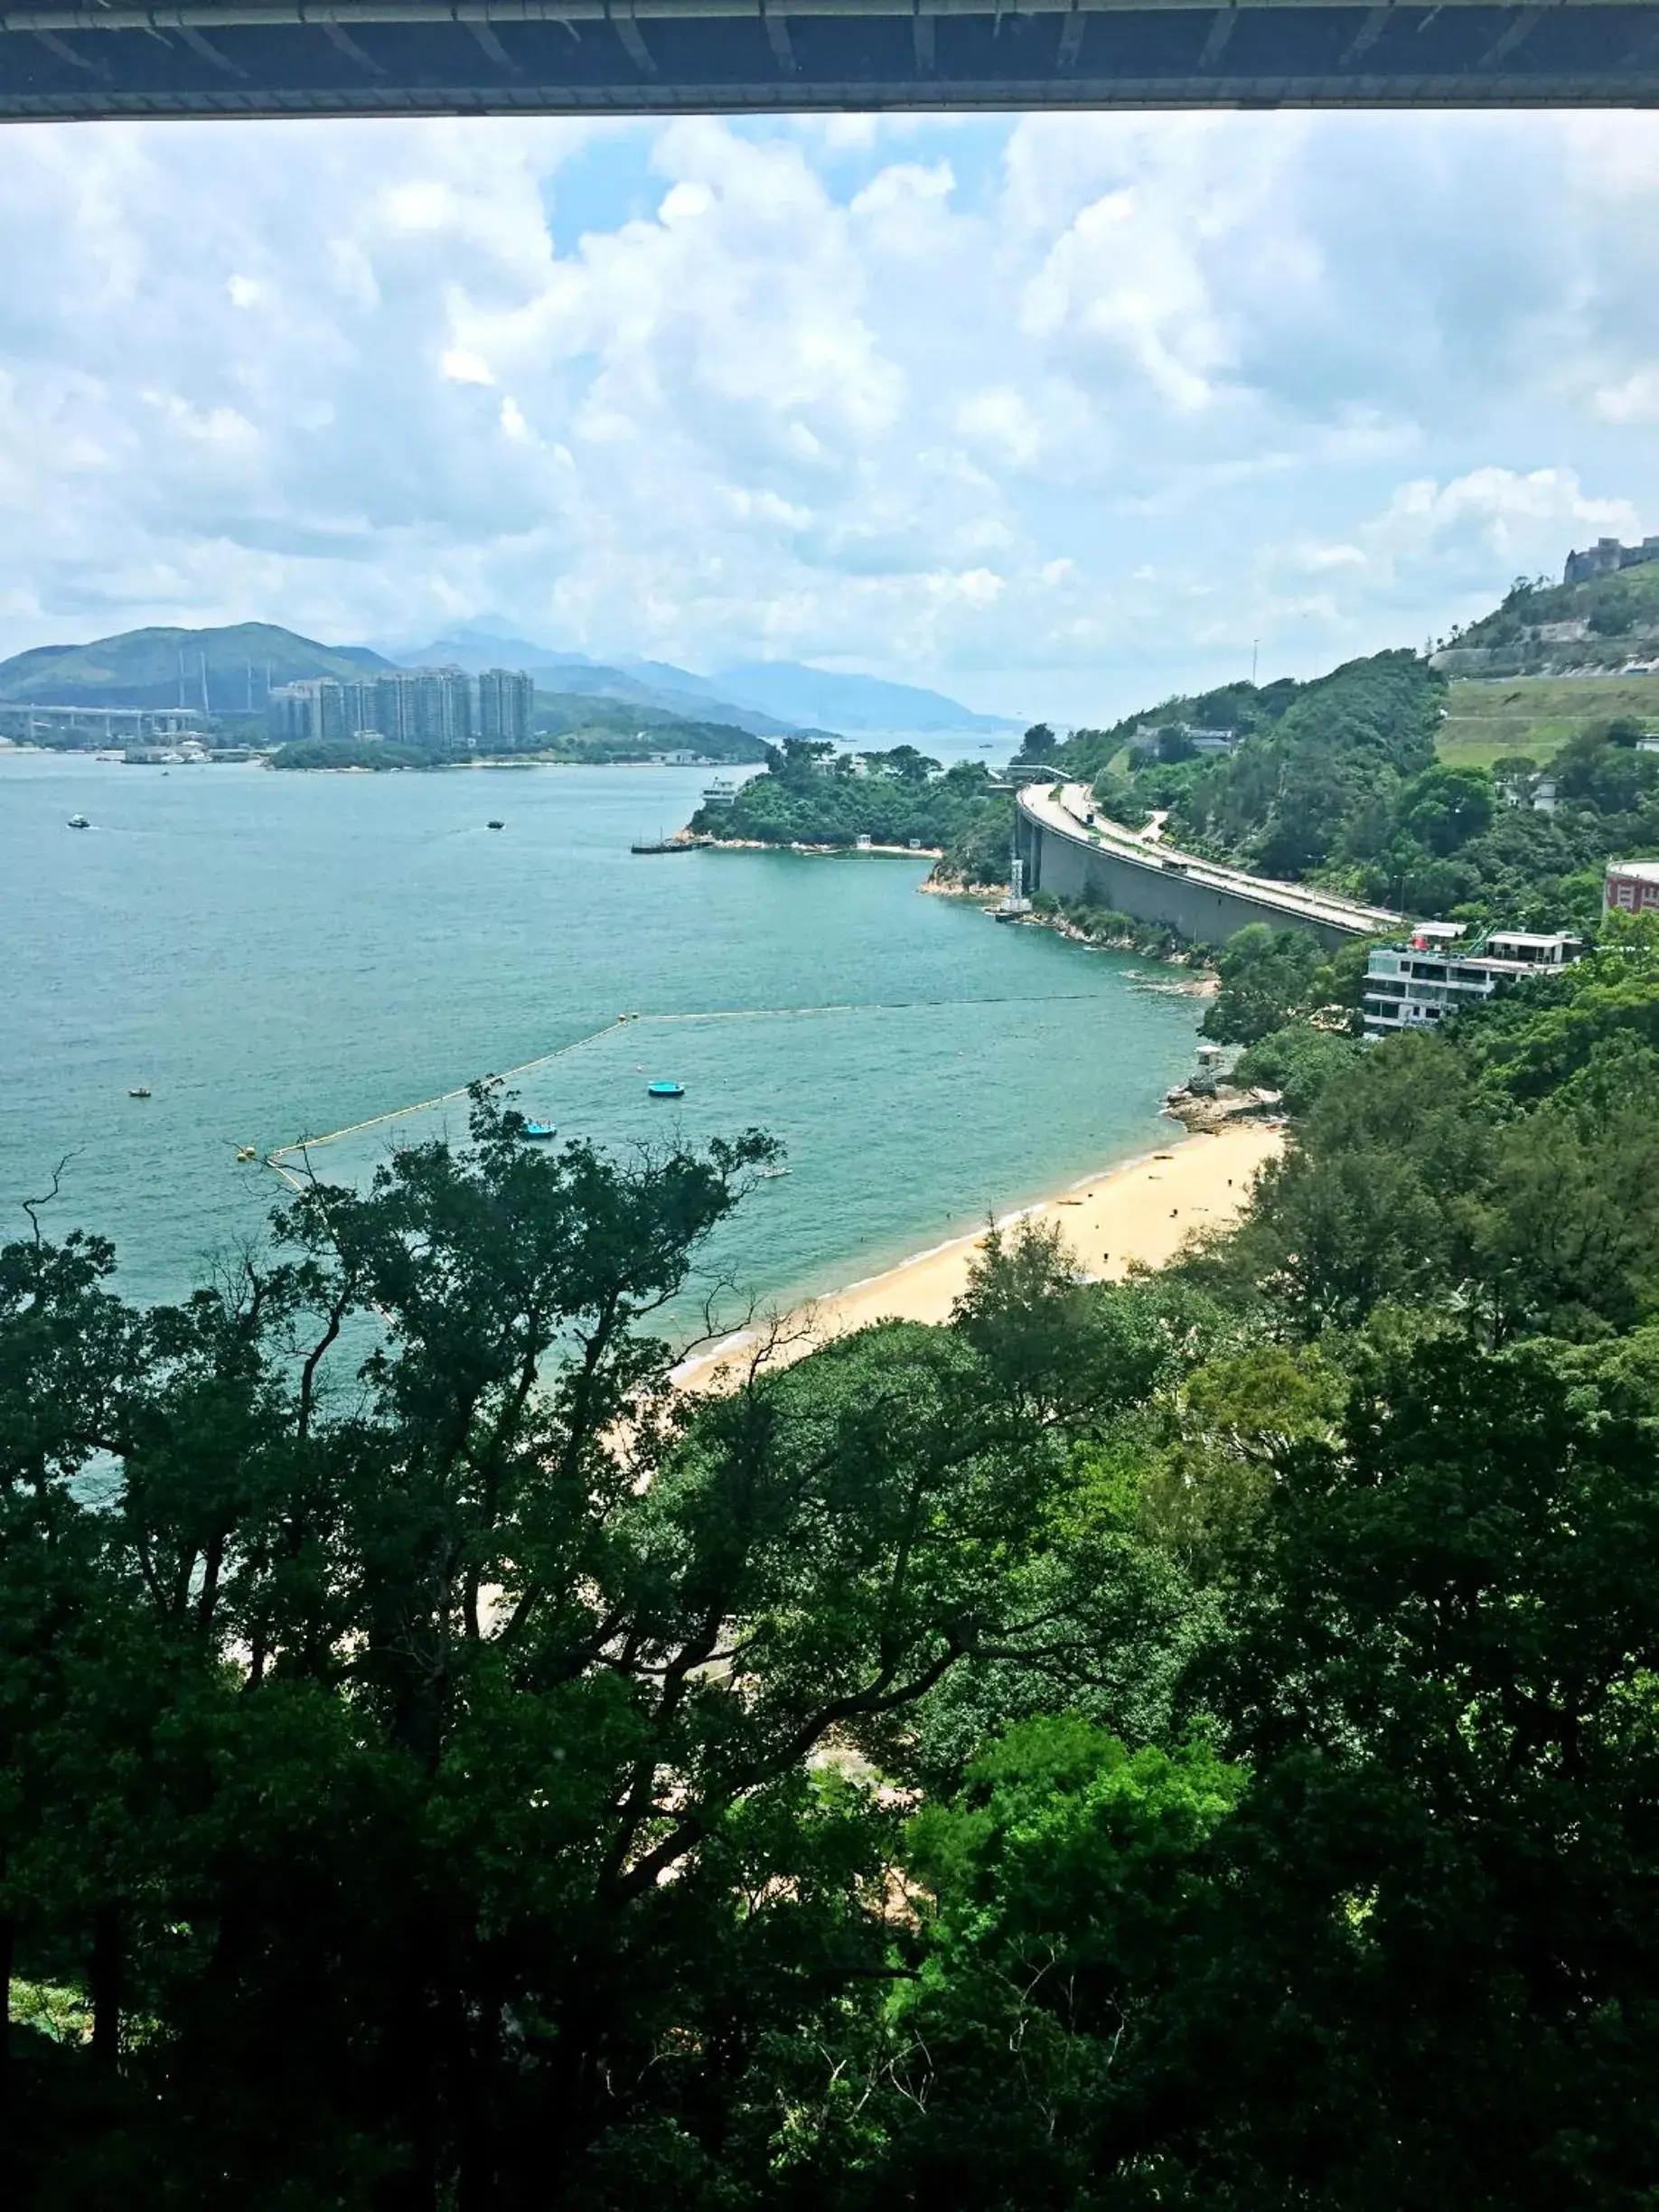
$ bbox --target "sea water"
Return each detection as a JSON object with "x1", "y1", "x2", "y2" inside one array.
[{"x1": 1, "y1": 751, "x2": 1205, "y2": 1325}]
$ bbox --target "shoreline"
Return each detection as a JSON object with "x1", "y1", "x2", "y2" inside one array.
[{"x1": 673, "y1": 1117, "x2": 1283, "y2": 1391}]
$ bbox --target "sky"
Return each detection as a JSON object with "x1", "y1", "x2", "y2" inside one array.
[{"x1": 3, "y1": 108, "x2": 1659, "y2": 724}]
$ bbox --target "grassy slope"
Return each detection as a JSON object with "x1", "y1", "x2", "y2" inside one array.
[{"x1": 1437, "y1": 675, "x2": 1659, "y2": 769}]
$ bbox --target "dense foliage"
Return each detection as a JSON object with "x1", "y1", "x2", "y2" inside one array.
[
  {"x1": 269, "y1": 736, "x2": 441, "y2": 771},
  {"x1": 9, "y1": 946, "x2": 1659, "y2": 2208},
  {"x1": 689, "y1": 740, "x2": 1012, "y2": 875},
  {"x1": 1046, "y1": 646, "x2": 1653, "y2": 936}
]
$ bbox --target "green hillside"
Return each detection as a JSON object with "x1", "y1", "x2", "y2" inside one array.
[
  {"x1": 1034, "y1": 642, "x2": 1659, "y2": 935},
  {"x1": 0, "y1": 622, "x2": 391, "y2": 709},
  {"x1": 1438, "y1": 673, "x2": 1659, "y2": 770},
  {"x1": 535, "y1": 694, "x2": 768, "y2": 764},
  {"x1": 1458, "y1": 557, "x2": 1659, "y2": 646},
  {"x1": 1439, "y1": 558, "x2": 1659, "y2": 678}
]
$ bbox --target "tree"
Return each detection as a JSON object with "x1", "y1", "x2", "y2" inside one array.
[
  {"x1": 1017, "y1": 723, "x2": 1058, "y2": 762},
  {"x1": 1201, "y1": 923, "x2": 1330, "y2": 1046},
  {"x1": 0, "y1": 1094, "x2": 1124, "y2": 2207},
  {"x1": 1233, "y1": 1022, "x2": 1362, "y2": 1112}
]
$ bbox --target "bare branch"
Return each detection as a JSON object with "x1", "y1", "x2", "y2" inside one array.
[{"x1": 20, "y1": 1151, "x2": 78, "y2": 1244}]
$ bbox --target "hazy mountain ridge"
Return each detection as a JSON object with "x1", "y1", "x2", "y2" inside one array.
[
  {"x1": 0, "y1": 616, "x2": 1015, "y2": 741},
  {"x1": 390, "y1": 622, "x2": 1012, "y2": 737},
  {"x1": 0, "y1": 623, "x2": 397, "y2": 709},
  {"x1": 391, "y1": 630, "x2": 810, "y2": 740},
  {"x1": 712, "y1": 661, "x2": 1016, "y2": 735}
]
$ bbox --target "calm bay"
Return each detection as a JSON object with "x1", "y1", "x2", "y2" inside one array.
[{"x1": 1, "y1": 750, "x2": 1205, "y2": 1321}]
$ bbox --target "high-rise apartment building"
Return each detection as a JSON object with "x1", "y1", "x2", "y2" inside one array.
[
  {"x1": 267, "y1": 665, "x2": 529, "y2": 751},
  {"x1": 478, "y1": 668, "x2": 536, "y2": 753},
  {"x1": 267, "y1": 679, "x2": 352, "y2": 745}
]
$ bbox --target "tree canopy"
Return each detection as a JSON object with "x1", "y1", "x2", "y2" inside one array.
[{"x1": 10, "y1": 948, "x2": 1659, "y2": 2208}]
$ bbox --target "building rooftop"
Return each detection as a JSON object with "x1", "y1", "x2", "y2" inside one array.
[{"x1": 1608, "y1": 858, "x2": 1659, "y2": 885}]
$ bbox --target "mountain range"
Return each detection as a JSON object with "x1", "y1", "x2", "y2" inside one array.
[
  {"x1": 390, "y1": 623, "x2": 1017, "y2": 737},
  {"x1": 0, "y1": 615, "x2": 1015, "y2": 738}
]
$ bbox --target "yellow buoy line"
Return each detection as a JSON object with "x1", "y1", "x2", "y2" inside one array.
[{"x1": 263, "y1": 990, "x2": 1108, "y2": 1167}]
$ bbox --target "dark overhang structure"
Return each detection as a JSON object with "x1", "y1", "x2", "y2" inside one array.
[{"x1": 0, "y1": 0, "x2": 1655, "y2": 120}]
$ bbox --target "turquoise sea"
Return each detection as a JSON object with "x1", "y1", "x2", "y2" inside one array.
[{"x1": 1, "y1": 751, "x2": 1205, "y2": 1326}]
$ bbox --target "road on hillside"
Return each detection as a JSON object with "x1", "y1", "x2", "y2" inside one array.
[{"x1": 1018, "y1": 780, "x2": 1403, "y2": 940}]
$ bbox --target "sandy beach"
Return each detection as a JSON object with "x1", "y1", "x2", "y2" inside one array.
[{"x1": 675, "y1": 1118, "x2": 1284, "y2": 1390}]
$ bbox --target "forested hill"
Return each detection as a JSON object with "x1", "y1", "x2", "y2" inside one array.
[
  {"x1": 688, "y1": 738, "x2": 1013, "y2": 876},
  {"x1": 1041, "y1": 644, "x2": 1659, "y2": 934},
  {"x1": 0, "y1": 622, "x2": 391, "y2": 708}
]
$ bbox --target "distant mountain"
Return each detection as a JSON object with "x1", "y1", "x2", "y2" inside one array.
[
  {"x1": 394, "y1": 632, "x2": 818, "y2": 741},
  {"x1": 390, "y1": 626, "x2": 599, "y2": 677},
  {"x1": 712, "y1": 661, "x2": 1016, "y2": 736},
  {"x1": 0, "y1": 623, "x2": 395, "y2": 711}
]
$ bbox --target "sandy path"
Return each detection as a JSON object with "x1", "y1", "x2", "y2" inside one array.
[{"x1": 674, "y1": 1119, "x2": 1283, "y2": 1391}]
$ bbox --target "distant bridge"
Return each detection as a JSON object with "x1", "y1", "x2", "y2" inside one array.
[
  {"x1": 1, "y1": 0, "x2": 1657, "y2": 123},
  {"x1": 1017, "y1": 780, "x2": 1401, "y2": 951}
]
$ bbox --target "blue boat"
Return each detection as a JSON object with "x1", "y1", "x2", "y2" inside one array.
[
  {"x1": 521, "y1": 1120, "x2": 558, "y2": 1140},
  {"x1": 647, "y1": 1081, "x2": 685, "y2": 1100}
]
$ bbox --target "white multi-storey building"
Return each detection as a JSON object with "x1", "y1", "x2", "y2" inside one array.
[{"x1": 1362, "y1": 928, "x2": 1582, "y2": 1038}]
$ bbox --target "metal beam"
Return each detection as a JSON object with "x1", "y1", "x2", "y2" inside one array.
[
  {"x1": 3, "y1": 0, "x2": 1659, "y2": 122},
  {"x1": 465, "y1": 17, "x2": 521, "y2": 68},
  {"x1": 32, "y1": 23, "x2": 105, "y2": 71},
  {"x1": 177, "y1": 21, "x2": 248, "y2": 70},
  {"x1": 1198, "y1": 5, "x2": 1236, "y2": 64},
  {"x1": 1478, "y1": 2, "x2": 1546, "y2": 64},
  {"x1": 319, "y1": 19, "x2": 387, "y2": 72},
  {"x1": 1340, "y1": 5, "x2": 1392, "y2": 61},
  {"x1": 761, "y1": 0, "x2": 795, "y2": 70},
  {"x1": 608, "y1": 0, "x2": 656, "y2": 72}
]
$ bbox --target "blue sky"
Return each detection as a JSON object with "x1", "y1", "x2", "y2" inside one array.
[{"x1": 2, "y1": 109, "x2": 1658, "y2": 722}]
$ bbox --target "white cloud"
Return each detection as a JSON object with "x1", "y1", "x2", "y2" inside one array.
[
  {"x1": 0, "y1": 112, "x2": 1657, "y2": 719},
  {"x1": 1595, "y1": 369, "x2": 1659, "y2": 425},
  {"x1": 441, "y1": 348, "x2": 495, "y2": 387}
]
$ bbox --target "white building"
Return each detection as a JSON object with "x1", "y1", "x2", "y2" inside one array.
[{"x1": 1362, "y1": 928, "x2": 1582, "y2": 1038}]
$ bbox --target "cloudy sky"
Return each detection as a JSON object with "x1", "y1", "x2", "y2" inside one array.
[{"x1": 3, "y1": 108, "x2": 1659, "y2": 722}]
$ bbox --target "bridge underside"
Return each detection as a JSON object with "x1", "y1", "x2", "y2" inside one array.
[{"x1": 0, "y1": 0, "x2": 1656, "y2": 122}]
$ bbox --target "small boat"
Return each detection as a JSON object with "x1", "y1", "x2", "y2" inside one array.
[
  {"x1": 128, "y1": 1085, "x2": 151, "y2": 1099},
  {"x1": 646, "y1": 1081, "x2": 685, "y2": 1099},
  {"x1": 488, "y1": 819, "x2": 504, "y2": 830},
  {"x1": 236, "y1": 1145, "x2": 258, "y2": 1163},
  {"x1": 67, "y1": 814, "x2": 89, "y2": 830},
  {"x1": 521, "y1": 1120, "x2": 558, "y2": 1140},
  {"x1": 756, "y1": 1165, "x2": 790, "y2": 1180}
]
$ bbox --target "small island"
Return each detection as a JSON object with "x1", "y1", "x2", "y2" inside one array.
[{"x1": 687, "y1": 738, "x2": 1017, "y2": 884}]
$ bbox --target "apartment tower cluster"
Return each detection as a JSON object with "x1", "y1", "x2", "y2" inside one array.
[{"x1": 267, "y1": 666, "x2": 536, "y2": 752}]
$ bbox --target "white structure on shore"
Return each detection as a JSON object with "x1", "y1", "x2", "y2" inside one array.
[{"x1": 1362, "y1": 928, "x2": 1582, "y2": 1038}]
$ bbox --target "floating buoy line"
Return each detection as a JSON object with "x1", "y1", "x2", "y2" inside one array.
[{"x1": 262, "y1": 989, "x2": 1115, "y2": 1176}]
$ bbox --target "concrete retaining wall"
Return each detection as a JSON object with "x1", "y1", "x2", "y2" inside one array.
[{"x1": 1018, "y1": 812, "x2": 1360, "y2": 952}]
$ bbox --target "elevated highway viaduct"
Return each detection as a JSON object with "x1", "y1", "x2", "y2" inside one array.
[
  {"x1": 1016, "y1": 781, "x2": 1401, "y2": 953},
  {"x1": 0, "y1": 0, "x2": 1657, "y2": 123}
]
